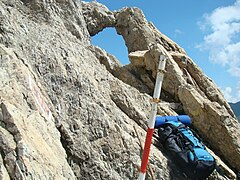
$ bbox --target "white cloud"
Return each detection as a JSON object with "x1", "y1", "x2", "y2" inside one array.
[
  {"x1": 220, "y1": 87, "x2": 233, "y2": 102},
  {"x1": 220, "y1": 86, "x2": 240, "y2": 103},
  {"x1": 197, "y1": 0, "x2": 240, "y2": 77},
  {"x1": 174, "y1": 29, "x2": 183, "y2": 38}
]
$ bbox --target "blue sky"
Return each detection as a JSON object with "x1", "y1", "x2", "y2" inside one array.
[{"x1": 85, "y1": 0, "x2": 240, "y2": 103}]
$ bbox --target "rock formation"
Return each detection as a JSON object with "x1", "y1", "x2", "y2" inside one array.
[
  {"x1": 83, "y1": 1, "x2": 240, "y2": 174},
  {"x1": 0, "y1": 0, "x2": 239, "y2": 179}
]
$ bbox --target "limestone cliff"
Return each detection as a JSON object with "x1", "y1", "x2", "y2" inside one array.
[{"x1": 0, "y1": 0, "x2": 239, "y2": 179}]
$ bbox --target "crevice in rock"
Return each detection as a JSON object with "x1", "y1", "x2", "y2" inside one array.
[
  {"x1": 0, "y1": 148, "x2": 10, "y2": 178},
  {"x1": 56, "y1": 124, "x2": 80, "y2": 176},
  {"x1": 57, "y1": 124, "x2": 74, "y2": 155},
  {"x1": 110, "y1": 95, "x2": 147, "y2": 131},
  {"x1": 56, "y1": 123, "x2": 94, "y2": 179},
  {"x1": 63, "y1": 20, "x2": 83, "y2": 40},
  {"x1": 0, "y1": 108, "x2": 7, "y2": 130},
  {"x1": 0, "y1": 103, "x2": 28, "y2": 179},
  {"x1": 182, "y1": 58, "x2": 235, "y2": 118},
  {"x1": 22, "y1": 93, "x2": 35, "y2": 111},
  {"x1": 114, "y1": 66, "x2": 153, "y2": 95}
]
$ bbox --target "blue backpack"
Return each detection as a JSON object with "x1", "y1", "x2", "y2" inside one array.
[{"x1": 155, "y1": 115, "x2": 216, "y2": 179}]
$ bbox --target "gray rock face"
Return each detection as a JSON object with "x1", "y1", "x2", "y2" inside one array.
[
  {"x1": 0, "y1": 0, "x2": 239, "y2": 179},
  {"x1": 0, "y1": 45, "x2": 75, "y2": 179},
  {"x1": 0, "y1": 0, "x2": 179, "y2": 179}
]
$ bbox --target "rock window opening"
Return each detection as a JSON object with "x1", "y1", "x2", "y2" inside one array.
[{"x1": 90, "y1": 27, "x2": 130, "y2": 65}]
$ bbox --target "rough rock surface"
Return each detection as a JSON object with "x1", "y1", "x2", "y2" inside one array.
[
  {"x1": 0, "y1": 0, "x2": 239, "y2": 179},
  {"x1": 83, "y1": 1, "x2": 240, "y2": 174},
  {"x1": 82, "y1": 1, "x2": 115, "y2": 36},
  {"x1": 0, "y1": 45, "x2": 75, "y2": 179}
]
